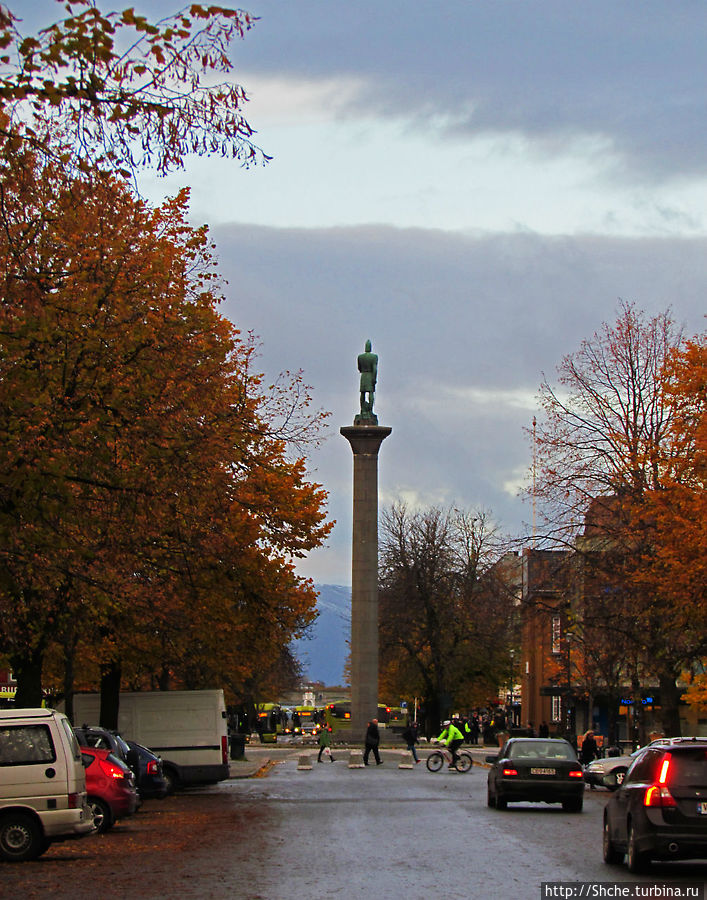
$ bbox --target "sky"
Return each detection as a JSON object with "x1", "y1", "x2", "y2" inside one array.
[{"x1": 22, "y1": 1, "x2": 707, "y2": 585}]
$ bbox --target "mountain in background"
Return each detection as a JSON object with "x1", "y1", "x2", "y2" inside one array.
[{"x1": 292, "y1": 584, "x2": 350, "y2": 687}]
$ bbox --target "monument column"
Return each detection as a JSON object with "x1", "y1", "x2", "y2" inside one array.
[{"x1": 341, "y1": 340, "x2": 391, "y2": 741}]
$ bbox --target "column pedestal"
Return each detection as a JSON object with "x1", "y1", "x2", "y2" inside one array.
[{"x1": 340, "y1": 425, "x2": 392, "y2": 742}]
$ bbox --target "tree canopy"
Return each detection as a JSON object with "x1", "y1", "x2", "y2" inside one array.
[
  {"x1": 378, "y1": 503, "x2": 514, "y2": 736},
  {"x1": 0, "y1": 1, "x2": 268, "y2": 174},
  {"x1": 0, "y1": 3, "x2": 330, "y2": 713}
]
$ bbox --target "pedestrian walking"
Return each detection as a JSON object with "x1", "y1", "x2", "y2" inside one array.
[
  {"x1": 363, "y1": 718, "x2": 382, "y2": 765},
  {"x1": 579, "y1": 730, "x2": 598, "y2": 765},
  {"x1": 401, "y1": 721, "x2": 420, "y2": 763},
  {"x1": 317, "y1": 724, "x2": 335, "y2": 763}
]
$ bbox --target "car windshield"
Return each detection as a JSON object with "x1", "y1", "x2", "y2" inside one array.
[{"x1": 508, "y1": 742, "x2": 574, "y2": 760}]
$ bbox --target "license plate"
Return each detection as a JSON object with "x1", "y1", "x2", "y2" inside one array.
[
  {"x1": 698, "y1": 802, "x2": 707, "y2": 815},
  {"x1": 530, "y1": 767, "x2": 556, "y2": 775}
]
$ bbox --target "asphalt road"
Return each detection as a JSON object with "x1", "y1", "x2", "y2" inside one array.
[
  {"x1": 218, "y1": 746, "x2": 707, "y2": 899},
  {"x1": 4, "y1": 746, "x2": 706, "y2": 899}
]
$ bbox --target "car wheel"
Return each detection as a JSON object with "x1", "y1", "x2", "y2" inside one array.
[
  {"x1": 0, "y1": 812, "x2": 45, "y2": 862},
  {"x1": 603, "y1": 815, "x2": 623, "y2": 865},
  {"x1": 487, "y1": 786, "x2": 496, "y2": 808},
  {"x1": 627, "y1": 822, "x2": 649, "y2": 873},
  {"x1": 496, "y1": 796, "x2": 508, "y2": 810},
  {"x1": 88, "y1": 797, "x2": 113, "y2": 834},
  {"x1": 162, "y1": 766, "x2": 180, "y2": 794},
  {"x1": 562, "y1": 797, "x2": 584, "y2": 813},
  {"x1": 609, "y1": 767, "x2": 628, "y2": 791}
]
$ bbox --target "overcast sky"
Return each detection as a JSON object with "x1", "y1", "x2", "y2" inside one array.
[{"x1": 24, "y1": 1, "x2": 707, "y2": 584}]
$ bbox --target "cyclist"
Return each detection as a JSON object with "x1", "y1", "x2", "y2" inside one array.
[{"x1": 436, "y1": 719, "x2": 465, "y2": 769}]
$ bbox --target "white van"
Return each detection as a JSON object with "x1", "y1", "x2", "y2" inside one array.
[
  {"x1": 0, "y1": 708, "x2": 94, "y2": 861},
  {"x1": 71, "y1": 690, "x2": 230, "y2": 792}
]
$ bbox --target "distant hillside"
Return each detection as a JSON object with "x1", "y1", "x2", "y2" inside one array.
[{"x1": 292, "y1": 584, "x2": 350, "y2": 687}]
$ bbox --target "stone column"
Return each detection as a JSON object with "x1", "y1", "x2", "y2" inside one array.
[{"x1": 340, "y1": 424, "x2": 392, "y2": 741}]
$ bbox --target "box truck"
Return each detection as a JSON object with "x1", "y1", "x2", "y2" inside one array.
[{"x1": 70, "y1": 690, "x2": 230, "y2": 792}]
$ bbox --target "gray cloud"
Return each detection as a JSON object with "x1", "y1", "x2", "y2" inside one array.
[
  {"x1": 232, "y1": 1, "x2": 707, "y2": 180},
  {"x1": 211, "y1": 223, "x2": 706, "y2": 582}
]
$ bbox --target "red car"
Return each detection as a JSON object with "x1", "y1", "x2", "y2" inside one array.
[{"x1": 81, "y1": 746, "x2": 140, "y2": 833}]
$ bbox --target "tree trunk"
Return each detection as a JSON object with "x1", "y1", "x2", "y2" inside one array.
[
  {"x1": 606, "y1": 694, "x2": 621, "y2": 747},
  {"x1": 62, "y1": 627, "x2": 78, "y2": 724},
  {"x1": 11, "y1": 645, "x2": 44, "y2": 708},
  {"x1": 99, "y1": 660, "x2": 122, "y2": 730},
  {"x1": 658, "y1": 672, "x2": 682, "y2": 737}
]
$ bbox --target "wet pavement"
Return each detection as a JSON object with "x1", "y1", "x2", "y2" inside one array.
[{"x1": 5, "y1": 745, "x2": 706, "y2": 899}]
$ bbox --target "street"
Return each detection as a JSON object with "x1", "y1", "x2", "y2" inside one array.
[{"x1": 3, "y1": 746, "x2": 707, "y2": 899}]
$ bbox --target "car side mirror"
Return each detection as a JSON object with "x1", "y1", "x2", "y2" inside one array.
[{"x1": 485, "y1": 754, "x2": 499, "y2": 763}]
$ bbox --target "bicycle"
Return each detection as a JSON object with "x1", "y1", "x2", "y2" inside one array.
[{"x1": 425, "y1": 743, "x2": 473, "y2": 773}]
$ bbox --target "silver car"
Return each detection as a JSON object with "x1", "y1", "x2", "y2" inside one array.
[
  {"x1": 584, "y1": 737, "x2": 704, "y2": 790},
  {"x1": 584, "y1": 749, "x2": 642, "y2": 790}
]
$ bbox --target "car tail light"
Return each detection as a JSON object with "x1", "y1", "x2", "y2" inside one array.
[
  {"x1": 68, "y1": 793, "x2": 79, "y2": 809},
  {"x1": 146, "y1": 760, "x2": 159, "y2": 775},
  {"x1": 644, "y1": 755, "x2": 677, "y2": 808},
  {"x1": 644, "y1": 784, "x2": 677, "y2": 808},
  {"x1": 222, "y1": 735, "x2": 228, "y2": 764},
  {"x1": 99, "y1": 757, "x2": 127, "y2": 779},
  {"x1": 569, "y1": 769, "x2": 584, "y2": 778},
  {"x1": 502, "y1": 767, "x2": 518, "y2": 776}
]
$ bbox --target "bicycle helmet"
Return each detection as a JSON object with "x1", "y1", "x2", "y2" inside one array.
[{"x1": 443, "y1": 720, "x2": 451, "y2": 726}]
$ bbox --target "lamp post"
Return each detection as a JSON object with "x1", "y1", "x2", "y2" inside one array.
[
  {"x1": 509, "y1": 649, "x2": 515, "y2": 729},
  {"x1": 565, "y1": 633, "x2": 576, "y2": 742}
]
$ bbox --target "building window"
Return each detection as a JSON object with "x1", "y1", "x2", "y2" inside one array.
[{"x1": 552, "y1": 615, "x2": 562, "y2": 654}]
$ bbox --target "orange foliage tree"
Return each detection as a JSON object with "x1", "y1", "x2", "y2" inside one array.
[
  {"x1": 638, "y1": 337, "x2": 707, "y2": 716},
  {"x1": 533, "y1": 302, "x2": 692, "y2": 735},
  {"x1": 0, "y1": 146, "x2": 331, "y2": 712}
]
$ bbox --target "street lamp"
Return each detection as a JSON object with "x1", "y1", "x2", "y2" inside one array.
[{"x1": 565, "y1": 632, "x2": 576, "y2": 741}]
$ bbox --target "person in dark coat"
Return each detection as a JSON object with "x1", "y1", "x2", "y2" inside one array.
[
  {"x1": 401, "y1": 721, "x2": 420, "y2": 763},
  {"x1": 363, "y1": 718, "x2": 382, "y2": 765},
  {"x1": 580, "y1": 730, "x2": 599, "y2": 765}
]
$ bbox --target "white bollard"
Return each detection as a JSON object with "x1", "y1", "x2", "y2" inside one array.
[
  {"x1": 348, "y1": 749, "x2": 366, "y2": 768},
  {"x1": 297, "y1": 754, "x2": 313, "y2": 770},
  {"x1": 398, "y1": 751, "x2": 415, "y2": 769}
]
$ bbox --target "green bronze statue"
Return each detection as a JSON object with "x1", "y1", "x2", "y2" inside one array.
[{"x1": 355, "y1": 339, "x2": 378, "y2": 425}]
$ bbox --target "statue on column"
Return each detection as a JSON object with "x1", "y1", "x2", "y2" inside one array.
[{"x1": 355, "y1": 339, "x2": 378, "y2": 425}]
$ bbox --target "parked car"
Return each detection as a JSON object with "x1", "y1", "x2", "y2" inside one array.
[
  {"x1": 486, "y1": 737, "x2": 585, "y2": 812},
  {"x1": 81, "y1": 746, "x2": 139, "y2": 833},
  {"x1": 603, "y1": 739, "x2": 707, "y2": 872},
  {"x1": 73, "y1": 723, "x2": 136, "y2": 776},
  {"x1": 126, "y1": 740, "x2": 168, "y2": 799},
  {"x1": 0, "y1": 708, "x2": 94, "y2": 862}
]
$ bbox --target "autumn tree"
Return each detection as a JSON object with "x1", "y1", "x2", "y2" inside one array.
[
  {"x1": 378, "y1": 503, "x2": 514, "y2": 737},
  {"x1": 0, "y1": 0, "x2": 267, "y2": 175},
  {"x1": 532, "y1": 302, "x2": 692, "y2": 734},
  {"x1": 0, "y1": 146, "x2": 331, "y2": 714},
  {"x1": 639, "y1": 336, "x2": 707, "y2": 717}
]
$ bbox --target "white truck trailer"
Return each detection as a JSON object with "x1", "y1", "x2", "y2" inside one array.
[{"x1": 71, "y1": 689, "x2": 230, "y2": 792}]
